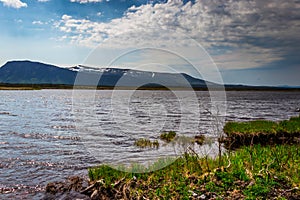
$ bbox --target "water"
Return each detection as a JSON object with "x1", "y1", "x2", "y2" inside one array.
[{"x1": 0, "y1": 90, "x2": 299, "y2": 199}]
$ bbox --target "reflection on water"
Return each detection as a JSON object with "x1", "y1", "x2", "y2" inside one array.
[{"x1": 0, "y1": 90, "x2": 299, "y2": 199}]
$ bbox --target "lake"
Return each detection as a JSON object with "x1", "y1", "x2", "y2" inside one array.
[{"x1": 0, "y1": 90, "x2": 299, "y2": 199}]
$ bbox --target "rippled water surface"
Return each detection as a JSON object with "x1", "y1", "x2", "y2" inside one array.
[{"x1": 0, "y1": 90, "x2": 299, "y2": 199}]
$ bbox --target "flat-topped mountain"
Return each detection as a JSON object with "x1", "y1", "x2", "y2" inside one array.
[
  {"x1": 0, "y1": 60, "x2": 209, "y2": 88},
  {"x1": 0, "y1": 61, "x2": 76, "y2": 85}
]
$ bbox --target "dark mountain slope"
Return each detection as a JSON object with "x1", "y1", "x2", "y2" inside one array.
[
  {"x1": 0, "y1": 61, "x2": 76, "y2": 84},
  {"x1": 0, "y1": 60, "x2": 209, "y2": 88}
]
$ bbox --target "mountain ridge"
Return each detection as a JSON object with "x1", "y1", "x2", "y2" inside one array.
[
  {"x1": 0, "y1": 60, "x2": 209, "y2": 88},
  {"x1": 0, "y1": 60, "x2": 298, "y2": 90}
]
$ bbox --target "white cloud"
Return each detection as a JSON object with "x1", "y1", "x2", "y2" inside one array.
[
  {"x1": 0, "y1": 0, "x2": 27, "y2": 8},
  {"x1": 37, "y1": 0, "x2": 50, "y2": 2},
  {"x1": 32, "y1": 20, "x2": 44, "y2": 25},
  {"x1": 55, "y1": 0, "x2": 300, "y2": 71},
  {"x1": 70, "y1": 0, "x2": 103, "y2": 3}
]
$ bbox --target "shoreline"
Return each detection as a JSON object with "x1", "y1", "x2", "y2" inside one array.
[
  {"x1": 43, "y1": 116, "x2": 300, "y2": 199},
  {"x1": 1, "y1": 84, "x2": 300, "y2": 91},
  {"x1": 43, "y1": 144, "x2": 300, "y2": 200}
]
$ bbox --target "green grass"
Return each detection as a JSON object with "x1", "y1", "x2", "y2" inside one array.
[
  {"x1": 224, "y1": 115, "x2": 300, "y2": 136},
  {"x1": 88, "y1": 144, "x2": 300, "y2": 199},
  {"x1": 224, "y1": 120, "x2": 278, "y2": 136},
  {"x1": 223, "y1": 115, "x2": 300, "y2": 148},
  {"x1": 86, "y1": 117, "x2": 300, "y2": 198},
  {"x1": 278, "y1": 116, "x2": 300, "y2": 134}
]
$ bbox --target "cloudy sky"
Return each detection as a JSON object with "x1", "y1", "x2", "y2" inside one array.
[{"x1": 0, "y1": 0, "x2": 299, "y2": 86}]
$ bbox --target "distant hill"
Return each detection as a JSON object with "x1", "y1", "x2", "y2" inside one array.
[{"x1": 0, "y1": 60, "x2": 209, "y2": 88}]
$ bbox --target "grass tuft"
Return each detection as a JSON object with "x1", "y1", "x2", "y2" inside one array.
[
  {"x1": 160, "y1": 131, "x2": 176, "y2": 142},
  {"x1": 134, "y1": 138, "x2": 159, "y2": 148}
]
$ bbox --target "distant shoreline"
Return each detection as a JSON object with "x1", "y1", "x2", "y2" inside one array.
[{"x1": 0, "y1": 83, "x2": 300, "y2": 91}]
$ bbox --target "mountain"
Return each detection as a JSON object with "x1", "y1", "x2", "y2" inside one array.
[
  {"x1": 0, "y1": 60, "x2": 209, "y2": 88},
  {"x1": 0, "y1": 61, "x2": 76, "y2": 85}
]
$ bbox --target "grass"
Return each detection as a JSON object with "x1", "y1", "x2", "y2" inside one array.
[
  {"x1": 133, "y1": 132, "x2": 205, "y2": 149},
  {"x1": 223, "y1": 115, "x2": 300, "y2": 148},
  {"x1": 278, "y1": 116, "x2": 300, "y2": 134},
  {"x1": 85, "y1": 117, "x2": 300, "y2": 199},
  {"x1": 88, "y1": 144, "x2": 300, "y2": 199},
  {"x1": 134, "y1": 138, "x2": 159, "y2": 148},
  {"x1": 160, "y1": 131, "x2": 176, "y2": 142},
  {"x1": 224, "y1": 120, "x2": 278, "y2": 136}
]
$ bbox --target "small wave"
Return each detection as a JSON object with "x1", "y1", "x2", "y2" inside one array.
[
  {"x1": 51, "y1": 118, "x2": 76, "y2": 122},
  {"x1": 0, "y1": 184, "x2": 43, "y2": 195},
  {"x1": 166, "y1": 114, "x2": 181, "y2": 117},
  {"x1": 52, "y1": 125, "x2": 76, "y2": 129},
  {"x1": 104, "y1": 133, "x2": 126, "y2": 138},
  {"x1": 130, "y1": 101, "x2": 141, "y2": 104},
  {"x1": 136, "y1": 115, "x2": 150, "y2": 118},
  {"x1": 112, "y1": 141, "x2": 125, "y2": 145},
  {"x1": 10, "y1": 132, "x2": 80, "y2": 141},
  {"x1": 238, "y1": 117, "x2": 266, "y2": 121},
  {"x1": 21, "y1": 160, "x2": 57, "y2": 167},
  {"x1": 111, "y1": 141, "x2": 131, "y2": 147},
  {"x1": 0, "y1": 141, "x2": 9, "y2": 144},
  {"x1": 0, "y1": 112, "x2": 10, "y2": 115},
  {"x1": 95, "y1": 112, "x2": 110, "y2": 115},
  {"x1": 0, "y1": 112, "x2": 17, "y2": 116}
]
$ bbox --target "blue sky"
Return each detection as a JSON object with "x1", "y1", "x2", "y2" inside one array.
[{"x1": 0, "y1": 0, "x2": 299, "y2": 86}]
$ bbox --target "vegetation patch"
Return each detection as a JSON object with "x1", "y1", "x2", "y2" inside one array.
[
  {"x1": 194, "y1": 134, "x2": 206, "y2": 145},
  {"x1": 134, "y1": 133, "x2": 205, "y2": 149},
  {"x1": 134, "y1": 138, "x2": 159, "y2": 148},
  {"x1": 85, "y1": 144, "x2": 300, "y2": 199},
  {"x1": 160, "y1": 131, "x2": 176, "y2": 142},
  {"x1": 44, "y1": 117, "x2": 300, "y2": 199},
  {"x1": 222, "y1": 115, "x2": 300, "y2": 148}
]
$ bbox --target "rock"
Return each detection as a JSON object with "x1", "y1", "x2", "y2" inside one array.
[
  {"x1": 45, "y1": 182, "x2": 66, "y2": 194},
  {"x1": 43, "y1": 191, "x2": 91, "y2": 200},
  {"x1": 199, "y1": 194, "x2": 206, "y2": 199},
  {"x1": 60, "y1": 191, "x2": 91, "y2": 200},
  {"x1": 66, "y1": 176, "x2": 87, "y2": 191},
  {"x1": 43, "y1": 176, "x2": 90, "y2": 200}
]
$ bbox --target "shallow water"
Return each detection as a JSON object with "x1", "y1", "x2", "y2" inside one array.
[{"x1": 0, "y1": 90, "x2": 299, "y2": 199}]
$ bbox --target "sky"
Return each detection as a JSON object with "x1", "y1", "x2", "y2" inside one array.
[{"x1": 0, "y1": 0, "x2": 299, "y2": 86}]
